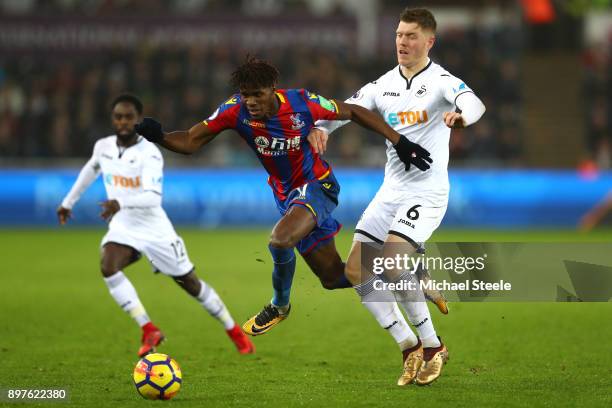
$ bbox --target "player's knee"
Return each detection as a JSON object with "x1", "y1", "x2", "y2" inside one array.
[
  {"x1": 100, "y1": 261, "x2": 120, "y2": 278},
  {"x1": 174, "y1": 270, "x2": 200, "y2": 296},
  {"x1": 269, "y1": 233, "x2": 297, "y2": 250}
]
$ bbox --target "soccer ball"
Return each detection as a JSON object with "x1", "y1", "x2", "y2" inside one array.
[{"x1": 132, "y1": 353, "x2": 182, "y2": 400}]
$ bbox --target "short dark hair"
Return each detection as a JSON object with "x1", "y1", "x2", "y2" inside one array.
[
  {"x1": 230, "y1": 56, "x2": 279, "y2": 90},
  {"x1": 111, "y1": 94, "x2": 143, "y2": 115},
  {"x1": 399, "y1": 8, "x2": 437, "y2": 33}
]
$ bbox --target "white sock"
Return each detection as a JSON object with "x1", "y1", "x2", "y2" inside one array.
[
  {"x1": 103, "y1": 271, "x2": 150, "y2": 327},
  {"x1": 387, "y1": 271, "x2": 441, "y2": 348},
  {"x1": 354, "y1": 277, "x2": 418, "y2": 350},
  {"x1": 399, "y1": 300, "x2": 441, "y2": 348},
  {"x1": 197, "y1": 280, "x2": 235, "y2": 330},
  {"x1": 362, "y1": 301, "x2": 418, "y2": 350}
]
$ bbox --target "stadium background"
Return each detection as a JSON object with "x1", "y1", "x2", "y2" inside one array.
[
  {"x1": 0, "y1": 0, "x2": 611, "y2": 228},
  {"x1": 1, "y1": 1, "x2": 611, "y2": 407}
]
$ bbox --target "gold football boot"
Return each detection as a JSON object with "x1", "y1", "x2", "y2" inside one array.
[
  {"x1": 416, "y1": 339, "x2": 449, "y2": 386},
  {"x1": 416, "y1": 265, "x2": 449, "y2": 314},
  {"x1": 397, "y1": 339, "x2": 424, "y2": 386}
]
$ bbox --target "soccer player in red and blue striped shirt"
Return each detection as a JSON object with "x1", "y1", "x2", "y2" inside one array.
[{"x1": 136, "y1": 57, "x2": 431, "y2": 336}]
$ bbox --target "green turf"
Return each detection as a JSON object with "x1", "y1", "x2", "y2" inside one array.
[{"x1": 0, "y1": 228, "x2": 611, "y2": 407}]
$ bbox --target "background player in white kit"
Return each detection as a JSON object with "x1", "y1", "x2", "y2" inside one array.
[
  {"x1": 310, "y1": 8, "x2": 486, "y2": 386},
  {"x1": 57, "y1": 94, "x2": 254, "y2": 357}
]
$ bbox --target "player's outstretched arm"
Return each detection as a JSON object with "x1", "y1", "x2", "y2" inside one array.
[
  {"x1": 58, "y1": 153, "x2": 101, "y2": 225},
  {"x1": 334, "y1": 101, "x2": 433, "y2": 171},
  {"x1": 136, "y1": 118, "x2": 217, "y2": 154},
  {"x1": 334, "y1": 101, "x2": 400, "y2": 144}
]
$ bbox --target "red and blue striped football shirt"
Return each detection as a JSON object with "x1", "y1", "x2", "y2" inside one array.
[{"x1": 204, "y1": 88, "x2": 340, "y2": 199}]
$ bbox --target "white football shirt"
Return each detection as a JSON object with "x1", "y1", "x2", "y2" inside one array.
[
  {"x1": 318, "y1": 59, "x2": 477, "y2": 205},
  {"x1": 62, "y1": 135, "x2": 176, "y2": 239}
]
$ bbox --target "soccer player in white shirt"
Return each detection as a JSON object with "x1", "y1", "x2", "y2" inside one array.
[
  {"x1": 57, "y1": 94, "x2": 254, "y2": 357},
  {"x1": 310, "y1": 8, "x2": 486, "y2": 386}
]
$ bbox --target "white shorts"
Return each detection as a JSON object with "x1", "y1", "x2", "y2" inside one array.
[
  {"x1": 101, "y1": 229, "x2": 194, "y2": 277},
  {"x1": 354, "y1": 188, "x2": 447, "y2": 248}
]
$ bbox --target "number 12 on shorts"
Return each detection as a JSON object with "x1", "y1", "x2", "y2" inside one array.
[{"x1": 170, "y1": 239, "x2": 186, "y2": 261}]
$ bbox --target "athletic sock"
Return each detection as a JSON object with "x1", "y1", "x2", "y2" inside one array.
[
  {"x1": 103, "y1": 271, "x2": 150, "y2": 327},
  {"x1": 269, "y1": 244, "x2": 296, "y2": 307},
  {"x1": 398, "y1": 297, "x2": 440, "y2": 348},
  {"x1": 385, "y1": 271, "x2": 441, "y2": 348},
  {"x1": 197, "y1": 280, "x2": 235, "y2": 330},
  {"x1": 402, "y1": 302, "x2": 440, "y2": 348},
  {"x1": 355, "y1": 276, "x2": 418, "y2": 350}
]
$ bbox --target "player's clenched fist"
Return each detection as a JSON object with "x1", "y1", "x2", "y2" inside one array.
[
  {"x1": 443, "y1": 112, "x2": 466, "y2": 129},
  {"x1": 393, "y1": 137, "x2": 433, "y2": 171},
  {"x1": 56, "y1": 206, "x2": 72, "y2": 225},
  {"x1": 135, "y1": 117, "x2": 164, "y2": 143},
  {"x1": 307, "y1": 128, "x2": 329, "y2": 154},
  {"x1": 99, "y1": 199, "x2": 120, "y2": 221}
]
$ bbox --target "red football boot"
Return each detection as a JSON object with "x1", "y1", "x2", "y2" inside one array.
[
  {"x1": 138, "y1": 322, "x2": 165, "y2": 357},
  {"x1": 226, "y1": 325, "x2": 255, "y2": 354}
]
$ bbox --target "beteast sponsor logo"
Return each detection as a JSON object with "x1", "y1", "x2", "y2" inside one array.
[
  {"x1": 104, "y1": 174, "x2": 141, "y2": 188},
  {"x1": 386, "y1": 110, "x2": 428, "y2": 126}
]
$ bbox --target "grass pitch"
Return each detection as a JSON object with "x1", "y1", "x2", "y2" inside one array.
[{"x1": 0, "y1": 228, "x2": 611, "y2": 407}]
